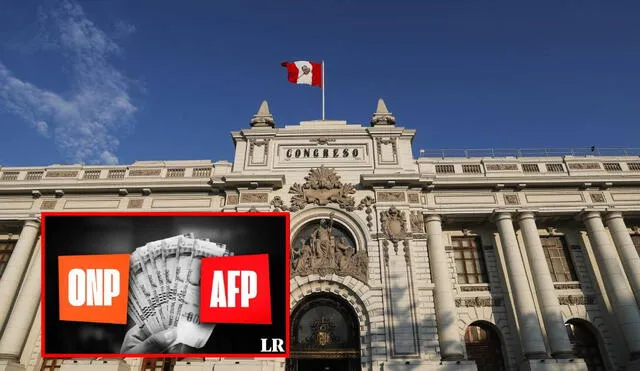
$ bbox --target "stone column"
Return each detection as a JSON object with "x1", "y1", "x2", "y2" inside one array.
[
  {"x1": 582, "y1": 211, "x2": 640, "y2": 358},
  {"x1": 0, "y1": 219, "x2": 40, "y2": 334},
  {"x1": 0, "y1": 243, "x2": 40, "y2": 362},
  {"x1": 424, "y1": 214, "x2": 465, "y2": 360},
  {"x1": 604, "y1": 212, "x2": 640, "y2": 307},
  {"x1": 494, "y1": 212, "x2": 547, "y2": 358},
  {"x1": 517, "y1": 212, "x2": 574, "y2": 358}
]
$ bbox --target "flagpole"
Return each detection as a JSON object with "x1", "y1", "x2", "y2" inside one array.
[{"x1": 321, "y1": 60, "x2": 325, "y2": 120}]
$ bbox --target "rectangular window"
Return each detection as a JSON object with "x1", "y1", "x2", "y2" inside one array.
[
  {"x1": 541, "y1": 236, "x2": 577, "y2": 282},
  {"x1": 0, "y1": 240, "x2": 17, "y2": 279},
  {"x1": 40, "y1": 359, "x2": 62, "y2": 370},
  {"x1": 452, "y1": 236, "x2": 488, "y2": 284},
  {"x1": 632, "y1": 235, "x2": 640, "y2": 258}
]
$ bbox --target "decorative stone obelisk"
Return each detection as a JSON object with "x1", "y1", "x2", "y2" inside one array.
[{"x1": 250, "y1": 100, "x2": 276, "y2": 128}]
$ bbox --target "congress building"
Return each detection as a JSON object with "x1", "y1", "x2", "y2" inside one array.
[{"x1": 1, "y1": 99, "x2": 640, "y2": 371}]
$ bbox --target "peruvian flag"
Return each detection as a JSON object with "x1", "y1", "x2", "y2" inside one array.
[{"x1": 281, "y1": 61, "x2": 322, "y2": 87}]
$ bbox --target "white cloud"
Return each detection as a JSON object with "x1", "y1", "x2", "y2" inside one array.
[
  {"x1": 33, "y1": 120, "x2": 50, "y2": 137},
  {"x1": 0, "y1": 0, "x2": 137, "y2": 165}
]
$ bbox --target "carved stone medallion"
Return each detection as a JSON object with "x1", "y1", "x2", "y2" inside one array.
[
  {"x1": 288, "y1": 166, "x2": 356, "y2": 211},
  {"x1": 380, "y1": 206, "x2": 408, "y2": 243},
  {"x1": 291, "y1": 215, "x2": 368, "y2": 283}
]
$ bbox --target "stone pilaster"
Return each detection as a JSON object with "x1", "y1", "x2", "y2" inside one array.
[
  {"x1": 582, "y1": 211, "x2": 640, "y2": 359},
  {"x1": 0, "y1": 243, "x2": 40, "y2": 369},
  {"x1": 0, "y1": 219, "x2": 40, "y2": 334},
  {"x1": 517, "y1": 212, "x2": 573, "y2": 358},
  {"x1": 604, "y1": 212, "x2": 640, "y2": 307},
  {"x1": 494, "y1": 212, "x2": 547, "y2": 358},
  {"x1": 424, "y1": 214, "x2": 464, "y2": 360}
]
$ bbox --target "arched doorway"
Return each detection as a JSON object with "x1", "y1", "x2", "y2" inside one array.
[
  {"x1": 565, "y1": 319, "x2": 605, "y2": 370},
  {"x1": 464, "y1": 321, "x2": 506, "y2": 371},
  {"x1": 287, "y1": 293, "x2": 361, "y2": 371}
]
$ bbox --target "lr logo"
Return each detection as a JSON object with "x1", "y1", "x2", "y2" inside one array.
[{"x1": 260, "y1": 338, "x2": 284, "y2": 353}]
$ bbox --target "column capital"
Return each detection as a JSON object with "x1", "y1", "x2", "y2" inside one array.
[
  {"x1": 516, "y1": 211, "x2": 537, "y2": 222},
  {"x1": 577, "y1": 209, "x2": 602, "y2": 222},
  {"x1": 424, "y1": 214, "x2": 442, "y2": 223},
  {"x1": 491, "y1": 210, "x2": 513, "y2": 223},
  {"x1": 604, "y1": 211, "x2": 624, "y2": 221},
  {"x1": 23, "y1": 219, "x2": 40, "y2": 229}
]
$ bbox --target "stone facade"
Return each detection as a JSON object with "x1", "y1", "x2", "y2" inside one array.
[{"x1": 1, "y1": 100, "x2": 640, "y2": 370}]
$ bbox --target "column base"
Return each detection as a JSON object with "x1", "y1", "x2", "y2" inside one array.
[
  {"x1": 519, "y1": 358, "x2": 587, "y2": 371},
  {"x1": 0, "y1": 359, "x2": 25, "y2": 371}
]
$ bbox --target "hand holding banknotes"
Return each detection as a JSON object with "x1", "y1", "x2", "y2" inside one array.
[
  {"x1": 121, "y1": 326, "x2": 177, "y2": 353},
  {"x1": 124, "y1": 235, "x2": 231, "y2": 353}
]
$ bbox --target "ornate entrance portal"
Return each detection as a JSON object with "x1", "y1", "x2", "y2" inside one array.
[{"x1": 287, "y1": 294, "x2": 362, "y2": 371}]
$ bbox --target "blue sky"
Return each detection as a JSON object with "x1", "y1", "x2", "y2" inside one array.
[{"x1": 1, "y1": 0, "x2": 639, "y2": 166}]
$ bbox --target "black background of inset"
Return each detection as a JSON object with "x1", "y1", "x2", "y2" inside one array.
[{"x1": 43, "y1": 215, "x2": 287, "y2": 354}]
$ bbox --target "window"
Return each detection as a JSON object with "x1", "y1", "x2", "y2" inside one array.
[
  {"x1": 632, "y1": 235, "x2": 640, "y2": 258},
  {"x1": 140, "y1": 358, "x2": 175, "y2": 371},
  {"x1": 465, "y1": 322, "x2": 505, "y2": 371},
  {"x1": 541, "y1": 236, "x2": 577, "y2": 282},
  {"x1": 566, "y1": 320, "x2": 605, "y2": 371},
  {"x1": 40, "y1": 359, "x2": 62, "y2": 370},
  {"x1": 452, "y1": 237, "x2": 488, "y2": 284},
  {"x1": 0, "y1": 239, "x2": 17, "y2": 278}
]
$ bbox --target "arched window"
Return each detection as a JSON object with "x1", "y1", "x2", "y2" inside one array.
[
  {"x1": 464, "y1": 322, "x2": 505, "y2": 371},
  {"x1": 565, "y1": 320, "x2": 605, "y2": 371}
]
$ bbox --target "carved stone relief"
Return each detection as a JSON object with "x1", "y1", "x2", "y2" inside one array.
[
  {"x1": 129, "y1": 169, "x2": 162, "y2": 176},
  {"x1": 554, "y1": 283, "x2": 581, "y2": 290},
  {"x1": 240, "y1": 192, "x2": 268, "y2": 203},
  {"x1": 504, "y1": 194, "x2": 520, "y2": 205},
  {"x1": 46, "y1": 171, "x2": 79, "y2": 178},
  {"x1": 407, "y1": 193, "x2": 420, "y2": 204},
  {"x1": 40, "y1": 200, "x2": 57, "y2": 210},
  {"x1": 288, "y1": 166, "x2": 356, "y2": 211},
  {"x1": 127, "y1": 199, "x2": 143, "y2": 209},
  {"x1": 410, "y1": 212, "x2": 424, "y2": 233},
  {"x1": 460, "y1": 286, "x2": 491, "y2": 292},
  {"x1": 291, "y1": 214, "x2": 368, "y2": 283},
  {"x1": 380, "y1": 206, "x2": 410, "y2": 263},
  {"x1": 270, "y1": 196, "x2": 287, "y2": 211},
  {"x1": 357, "y1": 196, "x2": 376, "y2": 230},
  {"x1": 558, "y1": 295, "x2": 596, "y2": 305},
  {"x1": 486, "y1": 164, "x2": 518, "y2": 171},
  {"x1": 377, "y1": 191, "x2": 405, "y2": 202},
  {"x1": 455, "y1": 296, "x2": 503, "y2": 307},
  {"x1": 590, "y1": 193, "x2": 606, "y2": 203},
  {"x1": 568, "y1": 163, "x2": 601, "y2": 170},
  {"x1": 226, "y1": 194, "x2": 239, "y2": 205}
]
